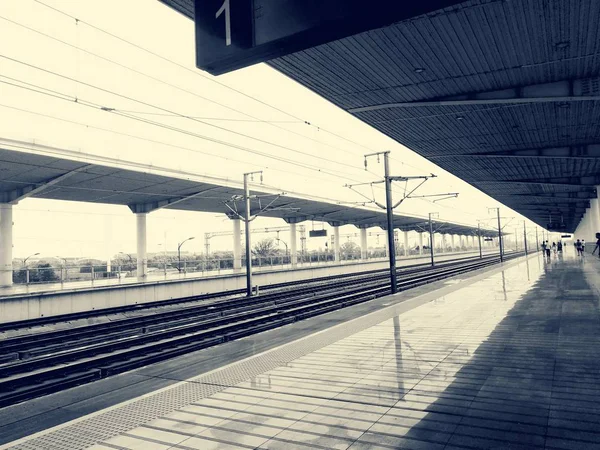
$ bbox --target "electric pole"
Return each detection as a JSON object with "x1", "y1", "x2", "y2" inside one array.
[
  {"x1": 523, "y1": 222, "x2": 528, "y2": 256},
  {"x1": 362, "y1": 151, "x2": 397, "y2": 293},
  {"x1": 488, "y1": 207, "x2": 504, "y2": 262},
  {"x1": 243, "y1": 171, "x2": 261, "y2": 297},
  {"x1": 428, "y1": 212, "x2": 439, "y2": 267},
  {"x1": 383, "y1": 152, "x2": 397, "y2": 293},
  {"x1": 477, "y1": 221, "x2": 482, "y2": 259},
  {"x1": 224, "y1": 171, "x2": 290, "y2": 297},
  {"x1": 356, "y1": 152, "x2": 453, "y2": 294}
]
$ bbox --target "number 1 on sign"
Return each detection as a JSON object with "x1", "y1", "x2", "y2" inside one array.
[{"x1": 216, "y1": 0, "x2": 231, "y2": 46}]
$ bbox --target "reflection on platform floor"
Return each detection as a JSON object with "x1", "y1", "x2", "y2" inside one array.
[{"x1": 8, "y1": 252, "x2": 600, "y2": 449}]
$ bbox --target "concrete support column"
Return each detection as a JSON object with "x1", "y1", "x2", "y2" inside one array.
[
  {"x1": 136, "y1": 212, "x2": 147, "y2": 278},
  {"x1": 419, "y1": 232, "x2": 424, "y2": 255},
  {"x1": 232, "y1": 218, "x2": 242, "y2": 270},
  {"x1": 0, "y1": 204, "x2": 13, "y2": 287},
  {"x1": 450, "y1": 234, "x2": 455, "y2": 251},
  {"x1": 360, "y1": 228, "x2": 368, "y2": 260},
  {"x1": 290, "y1": 223, "x2": 298, "y2": 267},
  {"x1": 333, "y1": 226, "x2": 340, "y2": 263},
  {"x1": 403, "y1": 231, "x2": 409, "y2": 257},
  {"x1": 591, "y1": 197, "x2": 600, "y2": 240}
]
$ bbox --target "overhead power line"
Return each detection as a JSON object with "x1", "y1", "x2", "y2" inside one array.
[
  {"x1": 25, "y1": 1, "x2": 434, "y2": 175},
  {"x1": 3, "y1": 9, "x2": 372, "y2": 163},
  {"x1": 0, "y1": 52, "x2": 374, "y2": 181}
]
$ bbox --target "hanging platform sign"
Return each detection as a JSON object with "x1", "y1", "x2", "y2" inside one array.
[
  {"x1": 194, "y1": 0, "x2": 468, "y2": 75},
  {"x1": 547, "y1": 223, "x2": 568, "y2": 231},
  {"x1": 309, "y1": 229, "x2": 327, "y2": 237}
]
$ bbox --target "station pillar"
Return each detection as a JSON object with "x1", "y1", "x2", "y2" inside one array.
[
  {"x1": 450, "y1": 234, "x2": 455, "y2": 251},
  {"x1": 403, "y1": 231, "x2": 409, "y2": 257},
  {"x1": 290, "y1": 223, "x2": 298, "y2": 267},
  {"x1": 360, "y1": 227, "x2": 368, "y2": 260},
  {"x1": 591, "y1": 196, "x2": 600, "y2": 238},
  {"x1": 0, "y1": 204, "x2": 13, "y2": 287},
  {"x1": 232, "y1": 218, "x2": 242, "y2": 271},
  {"x1": 136, "y1": 212, "x2": 147, "y2": 279},
  {"x1": 333, "y1": 226, "x2": 341, "y2": 263},
  {"x1": 418, "y1": 232, "x2": 424, "y2": 255}
]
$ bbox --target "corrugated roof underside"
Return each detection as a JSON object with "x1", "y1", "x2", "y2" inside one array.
[{"x1": 269, "y1": 0, "x2": 600, "y2": 231}]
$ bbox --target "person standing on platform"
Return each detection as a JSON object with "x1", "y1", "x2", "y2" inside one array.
[
  {"x1": 582, "y1": 239, "x2": 586, "y2": 255},
  {"x1": 576, "y1": 239, "x2": 582, "y2": 256},
  {"x1": 545, "y1": 241, "x2": 551, "y2": 258},
  {"x1": 593, "y1": 234, "x2": 600, "y2": 257},
  {"x1": 557, "y1": 241, "x2": 563, "y2": 253},
  {"x1": 552, "y1": 242, "x2": 557, "y2": 254}
]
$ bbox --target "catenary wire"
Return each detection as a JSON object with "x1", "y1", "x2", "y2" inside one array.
[{"x1": 21, "y1": 3, "x2": 432, "y2": 175}]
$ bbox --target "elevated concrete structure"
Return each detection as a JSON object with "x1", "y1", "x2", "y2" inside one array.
[
  {"x1": 0, "y1": 250, "x2": 497, "y2": 324},
  {"x1": 0, "y1": 139, "x2": 496, "y2": 287}
]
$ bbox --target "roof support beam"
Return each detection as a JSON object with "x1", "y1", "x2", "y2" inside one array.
[
  {"x1": 498, "y1": 192, "x2": 597, "y2": 200},
  {"x1": 518, "y1": 206, "x2": 587, "y2": 214},
  {"x1": 349, "y1": 77, "x2": 600, "y2": 113},
  {"x1": 128, "y1": 187, "x2": 220, "y2": 214},
  {"x1": 0, "y1": 164, "x2": 94, "y2": 204},
  {"x1": 430, "y1": 144, "x2": 600, "y2": 161},
  {"x1": 516, "y1": 201, "x2": 590, "y2": 208},
  {"x1": 488, "y1": 176, "x2": 600, "y2": 187}
]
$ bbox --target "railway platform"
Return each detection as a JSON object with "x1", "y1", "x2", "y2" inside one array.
[{"x1": 2, "y1": 251, "x2": 600, "y2": 449}]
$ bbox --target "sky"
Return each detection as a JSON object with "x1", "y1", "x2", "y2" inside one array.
[{"x1": 0, "y1": 0, "x2": 538, "y2": 260}]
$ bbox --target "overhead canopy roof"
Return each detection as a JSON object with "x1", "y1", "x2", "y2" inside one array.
[
  {"x1": 159, "y1": 0, "x2": 599, "y2": 232},
  {"x1": 0, "y1": 139, "x2": 496, "y2": 237}
]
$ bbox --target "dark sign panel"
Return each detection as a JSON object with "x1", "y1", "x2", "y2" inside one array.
[
  {"x1": 561, "y1": 234, "x2": 572, "y2": 238},
  {"x1": 547, "y1": 223, "x2": 568, "y2": 231},
  {"x1": 484, "y1": 238, "x2": 494, "y2": 242},
  {"x1": 309, "y1": 229, "x2": 327, "y2": 237},
  {"x1": 195, "y1": 0, "x2": 468, "y2": 75}
]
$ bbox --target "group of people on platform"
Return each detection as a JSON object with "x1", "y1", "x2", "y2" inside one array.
[
  {"x1": 540, "y1": 240, "x2": 563, "y2": 258},
  {"x1": 540, "y1": 235, "x2": 600, "y2": 258}
]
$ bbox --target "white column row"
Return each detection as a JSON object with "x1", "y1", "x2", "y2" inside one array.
[
  {"x1": 0, "y1": 204, "x2": 13, "y2": 287},
  {"x1": 0, "y1": 205, "x2": 501, "y2": 288}
]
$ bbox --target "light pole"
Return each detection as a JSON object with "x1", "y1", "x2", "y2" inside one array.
[
  {"x1": 23, "y1": 252, "x2": 40, "y2": 284},
  {"x1": 56, "y1": 256, "x2": 68, "y2": 282},
  {"x1": 275, "y1": 231, "x2": 289, "y2": 265},
  {"x1": 178, "y1": 237, "x2": 195, "y2": 273}
]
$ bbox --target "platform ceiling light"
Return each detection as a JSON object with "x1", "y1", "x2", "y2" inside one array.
[
  {"x1": 414, "y1": 67, "x2": 426, "y2": 73},
  {"x1": 456, "y1": 116, "x2": 465, "y2": 121},
  {"x1": 555, "y1": 41, "x2": 570, "y2": 49}
]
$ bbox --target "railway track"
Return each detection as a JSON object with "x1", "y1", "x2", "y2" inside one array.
[{"x1": 0, "y1": 251, "x2": 522, "y2": 408}]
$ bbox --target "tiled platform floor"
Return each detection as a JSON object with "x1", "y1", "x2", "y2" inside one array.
[{"x1": 6, "y1": 252, "x2": 600, "y2": 449}]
